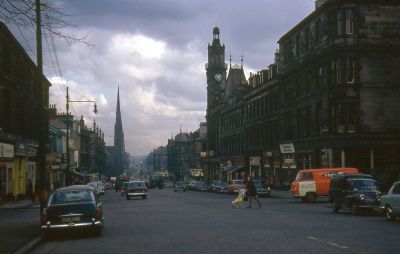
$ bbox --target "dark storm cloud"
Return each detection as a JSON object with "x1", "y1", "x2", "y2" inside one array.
[{"x1": 8, "y1": 0, "x2": 316, "y2": 154}]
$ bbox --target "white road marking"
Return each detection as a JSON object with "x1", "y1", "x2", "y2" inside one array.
[{"x1": 307, "y1": 236, "x2": 349, "y2": 249}]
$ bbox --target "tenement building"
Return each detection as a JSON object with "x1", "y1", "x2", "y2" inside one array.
[
  {"x1": 205, "y1": 0, "x2": 400, "y2": 188},
  {"x1": 0, "y1": 22, "x2": 51, "y2": 200}
]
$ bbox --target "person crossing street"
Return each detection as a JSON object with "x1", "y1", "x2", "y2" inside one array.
[{"x1": 245, "y1": 176, "x2": 261, "y2": 208}]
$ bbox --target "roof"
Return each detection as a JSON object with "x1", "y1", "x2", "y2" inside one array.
[
  {"x1": 298, "y1": 168, "x2": 358, "y2": 173},
  {"x1": 175, "y1": 132, "x2": 191, "y2": 142},
  {"x1": 224, "y1": 65, "x2": 248, "y2": 101},
  {"x1": 55, "y1": 185, "x2": 95, "y2": 192}
]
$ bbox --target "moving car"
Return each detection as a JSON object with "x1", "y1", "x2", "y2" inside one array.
[
  {"x1": 253, "y1": 179, "x2": 271, "y2": 198},
  {"x1": 174, "y1": 182, "x2": 187, "y2": 192},
  {"x1": 330, "y1": 174, "x2": 380, "y2": 215},
  {"x1": 379, "y1": 181, "x2": 400, "y2": 220},
  {"x1": 228, "y1": 179, "x2": 245, "y2": 194},
  {"x1": 87, "y1": 181, "x2": 105, "y2": 195},
  {"x1": 41, "y1": 185, "x2": 103, "y2": 237},
  {"x1": 120, "y1": 182, "x2": 129, "y2": 196},
  {"x1": 291, "y1": 167, "x2": 359, "y2": 202},
  {"x1": 126, "y1": 181, "x2": 147, "y2": 200}
]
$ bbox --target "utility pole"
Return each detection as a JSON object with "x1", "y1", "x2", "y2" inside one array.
[
  {"x1": 65, "y1": 87, "x2": 70, "y2": 185},
  {"x1": 140, "y1": 162, "x2": 143, "y2": 180},
  {"x1": 65, "y1": 87, "x2": 97, "y2": 185},
  {"x1": 36, "y1": 0, "x2": 49, "y2": 218}
]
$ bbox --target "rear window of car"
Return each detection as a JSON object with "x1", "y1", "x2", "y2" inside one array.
[
  {"x1": 128, "y1": 182, "x2": 146, "y2": 188},
  {"x1": 50, "y1": 190, "x2": 95, "y2": 205}
]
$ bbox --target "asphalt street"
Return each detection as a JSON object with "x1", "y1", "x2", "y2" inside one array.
[{"x1": 31, "y1": 188, "x2": 400, "y2": 254}]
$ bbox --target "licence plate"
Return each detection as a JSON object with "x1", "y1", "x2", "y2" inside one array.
[{"x1": 61, "y1": 216, "x2": 81, "y2": 223}]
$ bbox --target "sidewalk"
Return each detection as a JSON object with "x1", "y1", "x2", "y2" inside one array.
[{"x1": 0, "y1": 199, "x2": 42, "y2": 254}]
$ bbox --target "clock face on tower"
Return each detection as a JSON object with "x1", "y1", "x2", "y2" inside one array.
[{"x1": 214, "y1": 73, "x2": 223, "y2": 82}]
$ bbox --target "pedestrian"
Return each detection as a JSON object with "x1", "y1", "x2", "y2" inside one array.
[{"x1": 245, "y1": 176, "x2": 261, "y2": 208}]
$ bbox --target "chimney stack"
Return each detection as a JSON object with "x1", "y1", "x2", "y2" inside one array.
[{"x1": 315, "y1": 0, "x2": 328, "y2": 9}]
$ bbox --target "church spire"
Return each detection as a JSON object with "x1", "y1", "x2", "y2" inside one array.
[
  {"x1": 114, "y1": 85, "x2": 125, "y2": 176},
  {"x1": 116, "y1": 85, "x2": 121, "y2": 117}
]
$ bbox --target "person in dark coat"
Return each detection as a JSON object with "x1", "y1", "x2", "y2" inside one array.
[{"x1": 245, "y1": 176, "x2": 261, "y2": 208}]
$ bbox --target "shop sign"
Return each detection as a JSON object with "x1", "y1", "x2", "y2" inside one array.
[
  {"x1": 231, "y1": 156, "x2": 245, "y2": 165},
  {"x1": 249, "y1": 157, "x2": 261, "y2": 166},
  {"x1": 280, "y1": 143, "x2": 295, "y2": 154},
  {"x1": 0, "y1": 143, "x2": 14, "y2": 159},
  {"x1": 15, "y1": 143, "x2": 26, "y2": 155}
]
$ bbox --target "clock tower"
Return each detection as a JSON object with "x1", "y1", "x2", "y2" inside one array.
[
  {"x1": 206, "y1": 26, "x2": 227, "y2": 107},
  {"x1": 205, "y1": 27, "x2": 227, "y2": 179}
]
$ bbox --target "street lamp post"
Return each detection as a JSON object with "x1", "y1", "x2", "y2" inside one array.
[
  {"x1": 65, "y1": 87, "x2": 97, "y2": 186},
  {"x1": 140, "y1": 162, "x2": 143, "y2": 180}
]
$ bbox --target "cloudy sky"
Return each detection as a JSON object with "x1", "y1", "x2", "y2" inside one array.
[{"x1": 9, "y1": 0, "x2": 315, "y2": 156}]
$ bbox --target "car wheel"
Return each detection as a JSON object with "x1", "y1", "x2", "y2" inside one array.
[
  {"x1": 142, "y1": 195, "x2": 147, "y2": 199},
  {"x1": 351, "y1": 202, "x2": 359, "y2": 215},
  {"x1": 386, "y1": 205, "x2": 395, "y2": 221},
  {"x1": 305, "y1": 192, "x2": 316, "y2": 203},
  {"x1": 332, "y1": 201, "x2": 339, "y2": 213},
  {"x1": 126, "y1": 196, "x2": 130, "y2": 200}
]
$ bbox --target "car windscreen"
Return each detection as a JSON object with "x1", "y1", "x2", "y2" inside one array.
[
  {"x1": 348, "y1": 179, "x2": 376, "y2": 190},
  {"x1": 128, "y1": 182, "x2": 146, "y2": 188},
  {"x1": 233, "y1": 180, "x2": 244, "y2": 184},
  {"x1": 50, "y1": 190, "x2": 95, "y2": 205}
]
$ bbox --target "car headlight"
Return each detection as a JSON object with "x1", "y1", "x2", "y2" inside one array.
[{"x1": 360, "y1": 194, "x2": 365, "y2": 200}]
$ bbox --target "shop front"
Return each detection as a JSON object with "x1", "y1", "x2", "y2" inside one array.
[{"x1": 0, "y1": 142, "x2": 14, "y2": 201}]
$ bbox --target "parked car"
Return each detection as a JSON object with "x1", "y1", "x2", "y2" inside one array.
[
  {"x1": 216, "y1": 181, "x2": 229, "y2": 194},
  {"x1": 87, "y1": 181, "x2": 105, "y2": 195},
  {"x1": 188, "y1": 180, "x2": 198, "y2": 191},
  {"x1": 41, "y1": 185, "x2": 103, "y2": 237},
  {"x1": 253, "y1": 180, "x2": 271, "y2": 197},
  {"x1": 330, "y1": 174, "x2": 381, "y2": 215},
  {"x1": 291, "y1": 167, "x2": 359, "y2": 202},
  {"x1": 174, "y1": 182, "x2": 187, "y2": 192},
  {"x1": 126, "y1": 181, "x2": 147, "y2": 200},
  {"x1": 228, "y1": 179, "x2": 245, "y2": 194},
  {"x1": 196, "y1": 181, "x2": 210, "y2": 191},
  {"x1": 379, "y1": 181, "x2": 400, "y2": 220},
  {"x1": 211, "y1": 180, "x2": 223, "y2": 192},
  {"x1": 120, "y1": 182, "x2": 129, "y2": 196}
]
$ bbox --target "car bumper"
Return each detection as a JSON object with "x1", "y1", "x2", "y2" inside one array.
[
  {"x1": 127, "y1": 192, "x2": 147, "y2": 196},
  {"x1": 42, "y1": 220, "x2": 102, "y2": 231}
]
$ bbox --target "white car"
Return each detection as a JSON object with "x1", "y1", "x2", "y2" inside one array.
[
  {"x1": 87, "y1": 181, "x2": 105, "y2": 195},
  {"x1": 379, "y1": 181, "x2": 400, "y2": 220}
]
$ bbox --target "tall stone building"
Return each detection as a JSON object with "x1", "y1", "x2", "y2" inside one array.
[
  {"x1": 113, "y1": 86, "x2": 125, "y2": 176},
  {"x1": 204, "y1": 0, "x2": 400, "y2": 189},
  {"x1": 205, "y1": 27, "x2": 227, "y2": 181}
]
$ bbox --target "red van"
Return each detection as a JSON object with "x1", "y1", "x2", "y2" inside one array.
[{"x1": 291, "y1": 168, "x2": 359, "y2": 202}]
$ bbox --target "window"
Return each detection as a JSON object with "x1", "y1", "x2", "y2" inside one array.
[
  {"x1": 335, "y1": 103, "x2": 358, "y2": 133},
  {"x1": 336, "y1": 9, "x2": 355, "y2": 36},
  {"x1": 345, "y1": 9, "x2": 355, "y2": 35},
  {"x1": 336, "y1": 10, "x2": 345, "y2": 35},
  {"x1": 392, "y1": 184, "x2": 400, "y2": 194},
  {"x1": 295, "y1": 34, "x2": 301, "y2": 57},
  {"x1": 315, "y1": 19, "x2": 321, "y2": 44},
  {"x1": 304, "y1": 27, "x2": 310, "y2": 51},
  {"x1": 302, "y1": 173, "x2": 314, "y2": 180},
  {"x1": 346, "y1": 57, "x2": 356, "y2": 83},
  {"x1": 332, "y1": 57, "x2": 356, "y2": 85}
]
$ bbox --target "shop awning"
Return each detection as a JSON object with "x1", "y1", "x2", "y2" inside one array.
[{"x1": 226, "y1": 165, "x2": 244, "y2": 174}]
